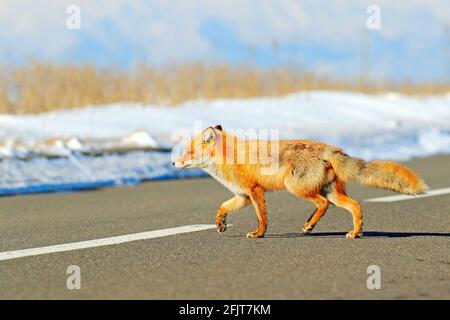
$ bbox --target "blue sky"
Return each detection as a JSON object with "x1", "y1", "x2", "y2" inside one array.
[{"x1": 0, "y1": 0, "x2": 449, "y2": 82}]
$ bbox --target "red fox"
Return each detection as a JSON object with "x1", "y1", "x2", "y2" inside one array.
[{"x1": 173, "y1": 125, "x2": 426, "y2": 239}]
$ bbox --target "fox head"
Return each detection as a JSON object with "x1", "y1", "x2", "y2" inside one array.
[{"x1": 173, "y1": 125, "x2": 223, "y2": 169}]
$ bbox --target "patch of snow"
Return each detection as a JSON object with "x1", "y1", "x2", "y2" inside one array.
[
  {"x1": 0, "y1": 91, "x2": 449, "y2": 195},
  {"x1": 119, "y1": 130, "x2": 159, "y2": 148}
]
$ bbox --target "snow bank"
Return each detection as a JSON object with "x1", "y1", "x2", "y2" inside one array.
[{"x1": 0, "y1": 91, "x2": 449, "y2": 195}]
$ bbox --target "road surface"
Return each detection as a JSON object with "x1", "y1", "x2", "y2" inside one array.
[{"x1": 0, "y1": 155, "x2": 449, "y2": 299}]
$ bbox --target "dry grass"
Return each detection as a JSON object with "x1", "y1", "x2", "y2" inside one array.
[{"x1": 0, "y1": 62, "x2": 448, "y2": 114}]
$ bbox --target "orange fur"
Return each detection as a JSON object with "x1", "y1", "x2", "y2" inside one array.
[{"x1": 174, "y1": 126, "x2": 426, "y2": 238}]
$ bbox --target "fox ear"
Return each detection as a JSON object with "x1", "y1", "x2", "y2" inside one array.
[
  {"x1": 214, "y1": 124, "x2": 222, "y2": 131},
  {"x1": 202, "y1": 127, "x2": 216, "y2": 143}
]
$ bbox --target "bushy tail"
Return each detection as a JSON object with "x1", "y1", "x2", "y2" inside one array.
[{"x1": 327, "y1": 151, "x2": 426, "y2": 195}]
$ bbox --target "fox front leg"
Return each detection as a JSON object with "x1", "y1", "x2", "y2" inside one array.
[
  {"x1": 247, "y1": 186, "x2": 267, "y2": 238},
  {"x1": 215, "y1": 195, "x2": 251, "y2": 233}
]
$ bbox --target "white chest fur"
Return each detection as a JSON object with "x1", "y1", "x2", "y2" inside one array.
[{"x1": 204, "y1": 166, "x2": 245, "y2": 196}]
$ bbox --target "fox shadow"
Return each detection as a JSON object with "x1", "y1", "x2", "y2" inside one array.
[{"x1": 266, "y1": 231, "x2": 450, "y2": 238}]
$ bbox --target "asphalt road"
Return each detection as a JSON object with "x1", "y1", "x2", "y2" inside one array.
[{"x1": 0, "y1": 155, "x2": 449, "y2": 299}]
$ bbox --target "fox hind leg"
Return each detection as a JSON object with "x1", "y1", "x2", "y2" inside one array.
[
  {"x1": 326, "y1": 180, "x2": 363, "y2": 238},
  {"x1": 301, "y1": 194, "x2": 329, "y2": 233},
  {"x1": 284, "y1": 178, "x2": 330, "y2": 233}
]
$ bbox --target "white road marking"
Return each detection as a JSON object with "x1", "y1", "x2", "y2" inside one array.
[
  {"x1": 0, "y1": 224, "x2": 217, "y2": 262},
  {"x1": 365, "y1": 187, "x2": 450, "y2": 203}
]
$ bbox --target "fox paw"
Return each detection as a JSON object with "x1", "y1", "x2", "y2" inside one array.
[
  {"x1": 302, "y1": 223, "x2": 314, "y2": 234},
  {"x1": 346, "y1": 231, "x2": 362, "y2": 239},
  {"x1": 216, "y1": 217, "x2": 227, "y2": 233},
  {"x1": 246, "y1": 231, "x2": 265, "y2": 238}
]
